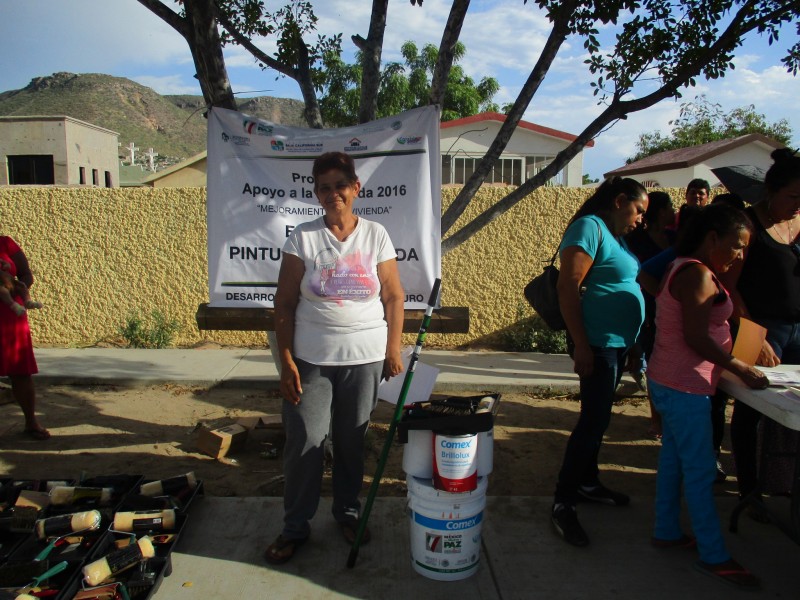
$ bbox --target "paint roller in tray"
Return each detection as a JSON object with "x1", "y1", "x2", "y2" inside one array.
[
  {"x1": 139, "y1": 473, "x2": 197, "y2": 497},
  {"x1": 34, "y1": 510, "x2": 102, "y2": 540},
  {"x1": 82, "y1": 536, "x2": 155, "y2": 586},
  {"x1": 49, "y1": 487, "x2": 113, "y2": 507}
]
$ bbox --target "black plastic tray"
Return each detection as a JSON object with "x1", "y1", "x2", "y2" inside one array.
[
  {"x1": 47, "y1": 476, "x2": 144, "y2": 517},
  {"x1": 60, "y1": 532, "x2": 173, "y2": 600},
  {"x1": 397, "y1": 393, "x2": 501, "y2": 442},
  {"x1": 0, "y1": 558, "x2": 84, "y2": 598},
  {"x1": 8, "y1": 526, "x2": 108, "y2": 564},
  {"x1": 123, "y1": 479, "x2": 204, "y2": 514}
]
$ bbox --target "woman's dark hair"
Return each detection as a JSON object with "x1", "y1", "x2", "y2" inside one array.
[
  {"x1": 675, "y1": 203, "x2": 752, "y2": 256},
  {"x1": 312, "y1": 152, "x2": 358, "y2": 187},
  {"x1": 643, "y1": 191, "x2": 673, "y2": 225},
  {"x1": 765, "y1": 148, "x2": 800, "y2": 195},
  {"x1": 571, "y1": 177, "x2": 646, "y2": 223},
  {"x1": 711, "y1": 192, "x2": 746, "y2": 211}
]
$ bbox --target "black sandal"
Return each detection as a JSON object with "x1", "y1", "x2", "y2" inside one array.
[{"x1": 264, "y1": 534, "x2": 308, "y2": 565}]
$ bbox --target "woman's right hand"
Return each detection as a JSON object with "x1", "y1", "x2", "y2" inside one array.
[
  {"x1": 572, "y1": 343, "x2": 595, "y2": 378},
  {"x1": 737, "y1": 363, "x2": 770, "y2": 390},
  {"x1": 280, "y1": 359, "x2": 303, "y2": 405}
]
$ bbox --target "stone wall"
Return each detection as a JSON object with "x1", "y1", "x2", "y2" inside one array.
[{"x1": 0, "y1": 186, "x2": 685, "y2": 348}]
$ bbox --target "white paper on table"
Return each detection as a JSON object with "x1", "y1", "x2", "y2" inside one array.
[
  {"x1": 758, "y1": 366, "x2": 800, "y2": 387},
  {"x1": 377, "y1": 346, "x2": 439, "y2": 405}
]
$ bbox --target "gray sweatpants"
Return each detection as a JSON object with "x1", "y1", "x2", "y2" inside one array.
[{"x1": 281, "y1": 357, "x2": 382, "y2": 539}]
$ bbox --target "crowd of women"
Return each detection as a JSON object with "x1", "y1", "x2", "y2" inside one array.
[
  {"x1": 551, "y1": 148, "x2": 800, "y2": 589},
  {"x1": 4, "y1": 146, "x2": 798, "y2": 589}
]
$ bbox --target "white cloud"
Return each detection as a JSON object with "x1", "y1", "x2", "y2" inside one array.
[{"x1": 132, "y1": 75, "x2": 200, "y2": 96}]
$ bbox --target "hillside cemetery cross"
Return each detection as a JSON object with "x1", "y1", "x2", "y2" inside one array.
[
  {"x1": 145, "y1": 148, "x2": 158, "y2": 172},
  {"x1": 125, "y1": 142, "x2": 139, "y2": 165}
]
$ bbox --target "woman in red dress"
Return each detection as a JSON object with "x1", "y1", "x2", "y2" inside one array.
[{"x1": 0, "y1": 235, "x2": 48, "y2": 440}]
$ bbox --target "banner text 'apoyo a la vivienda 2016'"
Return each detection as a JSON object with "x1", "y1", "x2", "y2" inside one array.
[{"x1": 206, "y1": 105, "x2": 442, "y2": 309}]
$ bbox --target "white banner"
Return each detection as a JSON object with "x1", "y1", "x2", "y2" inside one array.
[{"x1": 206, "y1": 105, "x2": 441, "y2": 309}]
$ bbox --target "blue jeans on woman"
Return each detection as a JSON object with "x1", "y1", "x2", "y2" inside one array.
[
  {"x1": 554, "y1": 346, "x2": 626, "y2": 506},
  {"x1": 649, "y1": 379, "x2": 729, "y2": 564}
]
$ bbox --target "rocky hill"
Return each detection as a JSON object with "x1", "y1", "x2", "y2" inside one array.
[{"x1": 0, "y1": 72, "x2": 307, "y2": 164}]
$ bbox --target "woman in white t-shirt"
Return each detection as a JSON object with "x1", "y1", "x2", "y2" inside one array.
[{"x1": 265, "y1": 152, "x2": 404, "y2": 565}]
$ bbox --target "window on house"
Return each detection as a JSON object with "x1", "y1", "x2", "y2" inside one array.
[
  {"x1": 79, "y1": 167, "x2": 86, "y2": 185},
  {"x1": 442, "y1": 156, "x2": 525, "y2": 185},
  {"x1": 104, "y1": 171, "x2": 112, "y2": 187},
  {"x1": 92, "y1": 169, "x2": 99, "y2": 186},
  {"x1": 7, "y1": 155, "x2": 55, "y2": 185},
  {"x1": 526, "y1": 155, "x2": 564, "y2": 186}
]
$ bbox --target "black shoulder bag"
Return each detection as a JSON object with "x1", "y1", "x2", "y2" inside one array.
[
  {"x1": 523, "y1": 220, "x2": 603, "y2": 331},
  {"x1": 523, "y1": 249, "x2": 565, "y2": 330}
]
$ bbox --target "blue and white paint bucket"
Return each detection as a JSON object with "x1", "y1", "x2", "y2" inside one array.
[
  {"x1": 403, "y1": 429, "x2": 493, "y2": 481},
  {"x1": 407, "y1": 475, "x2": 488, "y2": 581}
]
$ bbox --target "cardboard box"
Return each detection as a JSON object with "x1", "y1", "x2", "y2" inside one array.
[
  {"x1": 236, "y1": 414, "x2": 282, "y2": 430},
  {"x1": 197, "y1": 424, "x2": 248, "y2": 459},
  {"x1": 15, "y1": 489, "x2": 50, "y2": 511}
]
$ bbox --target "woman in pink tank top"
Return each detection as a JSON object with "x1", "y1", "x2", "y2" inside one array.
[{"x1": 647, "y1": 203, "x2": 767, "y2": 589}]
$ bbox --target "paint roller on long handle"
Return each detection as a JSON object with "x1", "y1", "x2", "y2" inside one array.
[{"x1": 347, "y1": 278, "x2": 442, "y2": 569}]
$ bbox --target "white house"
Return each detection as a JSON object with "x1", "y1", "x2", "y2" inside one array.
[
  {"x1": 604, "y1": 133, "x2": 785, "y2": 187},
  {"x1": 440, "y1": 112, "x2": 592, "y2": 187},
  {"x1": 0, "y1": 115, "x2": 120, "y2": 187}
]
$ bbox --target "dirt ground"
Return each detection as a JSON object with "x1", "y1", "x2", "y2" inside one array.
[{"x1": 0, "y1": 383, "x2": 742, "y2": 498}]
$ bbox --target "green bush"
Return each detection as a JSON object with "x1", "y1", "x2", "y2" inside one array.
[
  {"x1": 119, "y1": 310, "x2": 181, "y2": 349},
  {"x1": 502, "y1": 304, "x2": 568, "y2": 354}
]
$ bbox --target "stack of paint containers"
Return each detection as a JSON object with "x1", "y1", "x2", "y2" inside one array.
[{"x1": 399, "y1": 394, "x2": 500, "y2": 581}]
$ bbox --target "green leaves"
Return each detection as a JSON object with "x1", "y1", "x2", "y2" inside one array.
[
  {"x1": 316, "y1": 40, "x2": 500, "y2": 126},
  {"x1": 627, "y1": 94, "x2": 794, "y2": 163}
]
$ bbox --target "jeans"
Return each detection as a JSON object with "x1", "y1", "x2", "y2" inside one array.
[
  {"x1": 731, "y1": 317, "x2": 800, "y2": 497},
  {"x1": 554, "y1": 346, "x2": 626, "y2": 506},
  {"x1": 281, "y1": 357, "x2": 382, "y2": 539},
  {"x1": 649, "y1": 379, "x2": 729, "y2": 564}
]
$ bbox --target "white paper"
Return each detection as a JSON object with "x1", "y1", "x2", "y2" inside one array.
[
  {"x1": 759, "y1": 366, "x2": 800, "y2": 387},
  {"x1": 378, "y1": 347, "x2": 439, "y2": 405}
]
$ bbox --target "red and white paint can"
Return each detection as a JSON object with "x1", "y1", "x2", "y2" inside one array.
[{"x1": 432, "y1": 433, "x2": 479, "y2": 493}]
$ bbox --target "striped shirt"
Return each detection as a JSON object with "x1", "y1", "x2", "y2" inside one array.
[{"x1": 647, "y1": 258, "x2": 733, "y2": 395}]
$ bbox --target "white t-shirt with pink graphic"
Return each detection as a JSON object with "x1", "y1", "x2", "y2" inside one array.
[{"x1": 282, "y1": 216, "x2": 397, "y2": 366}]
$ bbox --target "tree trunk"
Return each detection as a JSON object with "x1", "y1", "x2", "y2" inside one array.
[
  {"x1": 429, "y1": 0, "x2": 470, "y2": 107},
  {"x1": 357, "y1": 0, "x2": 390, "y2": 124},
  {"x1": 184, "y1": 0, "x2": 237, "y2": 111},
  {"x1": 137, "y1": 0, "x2": 236, "y2": 111}
]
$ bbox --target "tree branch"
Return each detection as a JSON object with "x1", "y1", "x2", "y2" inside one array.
[
  {"x1": 441, "y1": 0, "x2": 786, "y2": 254},
  {"x1": 441, "y1": 0, "x2": 578, "y2": 234},
  {"x1": 215, "y1": 6, "x2": 322, "y2": 126},
  {"x1": 136, "y1": 0, "x2": 187, "y2": 37}
]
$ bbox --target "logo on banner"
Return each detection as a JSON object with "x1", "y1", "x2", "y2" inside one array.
[
  {"x1": 221, "y1": 131, "x2": 251, "y2": 146},
  {"x1": 345, "y1": 137, "x2": 368, "y2": 152},
  {"x1": 397, "y1": 136, "x2": 422, "y2": 145},
  {"x1": 286, "y1": 142, "x2": 324, "y2": 153},
  {"x1": 270, "y1": 139, "x2": 285, "y2": 151},
  {"x1": 392, "y1": 120, "x2": 402, "y2": 130},
  {"x1": 243, "y1": 120, "x2": 273, "y2": 135}
]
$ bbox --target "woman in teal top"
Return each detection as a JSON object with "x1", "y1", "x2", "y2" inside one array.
[{"x1": 551, "y1": 177, "x2": 648, "y2": 547}]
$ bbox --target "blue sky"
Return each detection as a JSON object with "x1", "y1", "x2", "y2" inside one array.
[{"x1": 1, "y1": 0, "x2": 797, "y2": 179}]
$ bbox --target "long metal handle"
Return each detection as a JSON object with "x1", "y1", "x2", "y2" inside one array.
[{"x1": 346, "y1": 278, "x2": 441, "y2": 568}]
